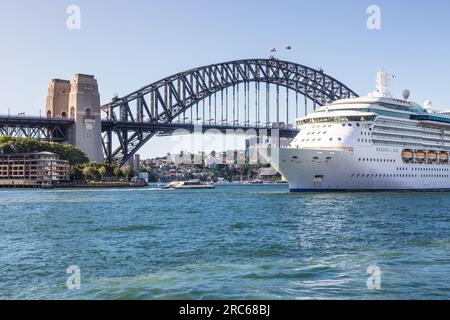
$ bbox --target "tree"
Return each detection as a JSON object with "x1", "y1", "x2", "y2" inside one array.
[
  {"x1": 98, "y1": 166, "x2": 107, "y2": 181},
  {"x1": 69, "y1": 165, "x2": 84, "y2": 181},
  {"x1": 82, "y1": 166, "x2": 98, "y2": 182},
  {"x1": 122, "y1": 167, "x2": 131, "y2": 182},
  {"x1": 82, "y1": 167, "x2": 91, "y2": 181},
  {"x1": 46, "y1": 142, "x2": 89, "y2": 165},
  {"x1": 114, "y1": 167, "x2": 122, "y2": 181},
  {"x1": 0, "y1": 136, "x2": 88, "y2": 165}
]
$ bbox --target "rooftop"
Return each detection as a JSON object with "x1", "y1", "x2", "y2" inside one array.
[{"x1": 0, "y1": 151, "x2": 59, "y2": 157}]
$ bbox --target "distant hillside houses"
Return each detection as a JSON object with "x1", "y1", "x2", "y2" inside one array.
[{"x1": 165, "y1": 149, "x2": 269, "y2": 169}]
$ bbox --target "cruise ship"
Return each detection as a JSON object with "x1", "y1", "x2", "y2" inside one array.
[{"x1": 260, "y1": 70, "x2": 450, "y2": 191}]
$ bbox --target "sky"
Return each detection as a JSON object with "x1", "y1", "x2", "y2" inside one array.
[{"x1": 1, "y1": 0, "x2": 450, "y2": 158}]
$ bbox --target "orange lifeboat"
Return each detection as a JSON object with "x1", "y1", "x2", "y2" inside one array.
[
  {"x1": 401, "y1": 150, "x2": 413, "y2": 160},
  {"x1": 428, "y1": 152, "x2": 437, "y2": 161},
  {"x1": 439, "y1": 152, "x2": 449, "y2": 161},
  {"x1": 415, "y1": 151, "x2": 426, "y2": 161}
]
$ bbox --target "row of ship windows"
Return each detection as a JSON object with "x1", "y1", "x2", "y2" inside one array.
[
  {"x1": 301, "y1": 138, "x2": 343, "y2": 142},
  {"x1": 301, "y1": 138, "x2": 372, "y2": 144},
  {"x1": 358, "y1": 159, "x2": 450, "y2": 169},
  {"x1": 358, "y1": 158, "x2": 396, "y2": 163},
  {"x1": 373, "y1": 132, "x2": 450, "y2": 143},
  {"x1": 378, "y1": 121, "x2": 448, "y2": 134},
  {"x1": 307, "y1": 123, "x2": 373, "y2": 129},
  {"x1": 307, "y1": 132, "x2": 449, "y2": 144},
  {"x1": 309, "y1": 124, "x2": 333, "y2": 129},
  {"x1": 350, "y1": 173, "x2": 449, "y2": 178},
  {"x1": 341, "y1": 123, "x2": 361, "y2": 127},
  {"x1": 306, "y1": 129, "x2": 372, "y2": 136},
  {"x1": 306, "y1": 127, "x2": 372, "y2": 135},
  {"x1": 397, "y1": 167, "x2": 449, "y2": 172},
  {"x1": 374, "y1": 127, "x2": 450, "y2": 139},
  {"x1": 308, "y1": 121, "x2": 449, "y2": 136},
  {"x1": 373, "y1": 140, "x2": 450, "y2": 151}
]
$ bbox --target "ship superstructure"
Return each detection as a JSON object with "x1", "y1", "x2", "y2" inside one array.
[{"x1": 261, "y1": 70, "x2": 450, "y2": 191}]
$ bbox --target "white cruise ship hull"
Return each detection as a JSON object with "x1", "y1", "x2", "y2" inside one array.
[
  {"x1": 260, "y1": 147, "x2": 450, "y2": 192},
  {"x1": 262, "y1": 70, "x2": 450, "y2": 192}
]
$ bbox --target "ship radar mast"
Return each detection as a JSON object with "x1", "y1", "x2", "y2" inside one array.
[{"x1": 374, "y1": 69, "x2": 395, "y2": 98}]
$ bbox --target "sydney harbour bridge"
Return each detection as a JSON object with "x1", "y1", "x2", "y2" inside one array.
[{"x1": 0, "y1": 59, "x2": 358, "y2": 167}]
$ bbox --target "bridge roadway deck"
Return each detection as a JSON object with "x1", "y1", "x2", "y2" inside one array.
[{"x1": 101, "y1": 120, "x2": 299, "y2": 138}]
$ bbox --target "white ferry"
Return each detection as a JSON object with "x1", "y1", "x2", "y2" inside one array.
[
  {"x1": 164, "y1": 179, "x2": 215, "y2": 190},
  {"x1": 260, "y1": 70, "x2": 450, "y2": 192}
]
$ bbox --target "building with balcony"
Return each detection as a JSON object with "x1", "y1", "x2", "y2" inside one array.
[{"x1": 0, "y1": 152, "x2": 69, "y2": 187}]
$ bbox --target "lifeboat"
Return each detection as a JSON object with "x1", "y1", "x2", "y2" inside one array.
[
  {"x1": 401, "y1": 150, "x2": 413, "y2": 160},
  {"x1": 415, "y1": 151, "x2": 426, "y2": 161},
  {"x1": 428, "y1": 152, "x2": 437, "y2": 161},
  {"x1": 439, "y1": 152, "x2": 449, "y2": 161}
]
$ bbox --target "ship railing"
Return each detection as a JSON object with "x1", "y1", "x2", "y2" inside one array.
[{"x1": 374, "y1": 128, "x2": 450, "y2": 139}]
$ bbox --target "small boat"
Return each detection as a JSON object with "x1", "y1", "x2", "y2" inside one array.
[
  {"x1": 428, "y1": 152, "x2": 437, "y2": 161},
  {"x1": 41, "y1": 181, "x2": 54, "y2": 189},
  {"x1": 415, "y1": 151, "x2": 426, "y2": 161},
  {"x1": 401, "y1": 150, "x2": 413, "y2": 160},
  {"x1": 164, "y1": 179, "x2": 215, "y2": 190}
]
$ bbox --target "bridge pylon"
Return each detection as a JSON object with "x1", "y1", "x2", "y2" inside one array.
[{"x1": 45, "y1": 74, "x2": 103, "y2": 162}]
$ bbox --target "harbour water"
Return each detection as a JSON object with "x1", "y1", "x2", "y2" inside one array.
[{"x1": 1, "y1": 185, "x2": 450, "y2": 299}]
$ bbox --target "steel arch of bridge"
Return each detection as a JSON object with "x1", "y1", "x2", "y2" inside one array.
[{"x1": 101, "y1": 58, "x2": 358, "y2": 166}]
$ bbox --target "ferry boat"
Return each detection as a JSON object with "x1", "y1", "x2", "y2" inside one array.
[
  {"x1": 260, "y1": 70, "x2": 450, "y2": 191},
  {"x1": 40, "y1": 181, "x2": 54, "y2": 189},
  {"x1": 164, "y1": 179, "x2": 215, "y2": 190}
]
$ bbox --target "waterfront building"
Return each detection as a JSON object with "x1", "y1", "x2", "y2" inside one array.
[
  {"x1": 204, "y1": 154, "x2": 219, "y2": 169},
  {"x1": 126, "y1": 154, "x2": 141, "y2": 171},
  {"x1": 137, "y1": 172, "x2": 149, "y2": 183},
  {"x1": 0, "y1": 152, "x2": 69, "y2": 187},
  {"x1": 246, "y1": 137, "x2": 291, "y2": 164},
  {"x1": 258, "y1": 167, "x2": 279, "y2": 178}
]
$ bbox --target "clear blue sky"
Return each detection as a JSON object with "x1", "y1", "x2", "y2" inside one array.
[{"x1": 1, "y1": 0, "x2": 450, "y2": 157}]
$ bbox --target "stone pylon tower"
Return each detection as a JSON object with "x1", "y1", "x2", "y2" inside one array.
[
  {"x1": 45, "y1": 79, "x2": 71, "y2": 118},
  {"x1": 68, "y1": 74, "x2": 104, "y2": 163},
  {"x1": 45, "y1": 74, "x2": 104, "y2": 162}
]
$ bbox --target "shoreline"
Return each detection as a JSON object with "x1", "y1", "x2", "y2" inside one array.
[{"x1": 0, "y1": 182, "x2": 148, "y2": 189}]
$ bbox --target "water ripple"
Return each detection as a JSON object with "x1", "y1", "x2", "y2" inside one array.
[{"x1": 1, "y1": 185, "x2": 450, "y2": 299}]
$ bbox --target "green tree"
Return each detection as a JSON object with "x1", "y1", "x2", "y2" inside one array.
[
  {"x1": 114, "y1": 167, "x2": 122, "y2": 181},
  {"x1": 69, "y1": 165, "x2": 84, "y2": 181},
  {"x1": 46, "y1": 142, "x2": 89, "y2": 165},
  {"x1": 82, "y1": 167, "x2": 91, "y2": 181},
  {"x1": 82, "y1": 166, "x2": 99, "y2": 181},
  {"x1": 122, "y1": 167, "x2": 131, "y2": 182},
  {"x1": 98, "y1": 166, "x2": 107, "y2": 181},
  {"x1": 0, "y1": 136, "x2": 88, "y2": 165}
]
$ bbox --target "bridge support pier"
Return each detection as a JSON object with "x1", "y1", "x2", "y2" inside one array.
[
  {"x1": 105, "y1": 129, "x2": 113, "y2": 164},
  {"x1": 69, "y1": 74, "x2": 103, "y2": 163},
  {"x1": 45, "y1": 74, "x2": 104, "y2": 162}
]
